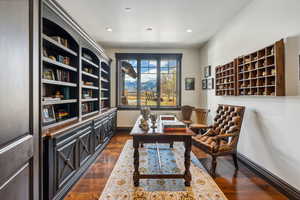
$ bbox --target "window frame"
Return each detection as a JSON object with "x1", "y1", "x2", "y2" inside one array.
[{"x1": 116, "y1": 53, "x2": 182, "y2": 110}]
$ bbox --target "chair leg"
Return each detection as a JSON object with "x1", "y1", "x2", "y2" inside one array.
[
  {"x1": 210, "y1": 156, "x2": 217, "y2": 177},
  {"x1": 170, "y1": 141, "x2": 174, "y2": 148},
  {"x1": 232, "y1": 153, "x2": 239, "y2": 170}
]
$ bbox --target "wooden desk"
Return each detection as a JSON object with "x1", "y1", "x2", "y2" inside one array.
[{"x1": 130, "y1": 116, "x2": 195, "y2": 187}]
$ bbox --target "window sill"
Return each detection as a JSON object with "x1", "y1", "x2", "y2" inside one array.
[{"x1": 117, "y1": 107, "x2": 181, "y2": 111}]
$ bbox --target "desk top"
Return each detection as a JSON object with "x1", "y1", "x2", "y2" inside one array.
[{"x1": 130, "y1": 115, "x2": 195, "y2": 136}]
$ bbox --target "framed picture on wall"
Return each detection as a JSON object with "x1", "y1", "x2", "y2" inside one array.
[
  {"x1": 185, "y1": 77, "x2": 195, "y2": 90},
  {"x1": 299, "y1": 55, "x2": 300, "y2": 80},
  {"x1": 207, "y1": 78, "x2": 214, "y2": 89},
  {"x1": 202, "y1": 79, "x2": 207, "y2": 90},
  {"x1": 204, "y1": 65, "x2": 211, "y2": 77}
]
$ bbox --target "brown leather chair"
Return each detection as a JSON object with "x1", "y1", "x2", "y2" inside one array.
[
  {"x1": 193, "y1": 104, "x2": 245, "y2": 177},
  {"x1": 181, "y1": 105, "x2": 194, "y2": 127},
  {"x1": 190, "y1": 108, "x2": 210, "y2": 134}
]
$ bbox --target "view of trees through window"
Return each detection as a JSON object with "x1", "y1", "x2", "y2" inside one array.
[{"x1": 118, "y1": 54, "x2": 181, "y2": 109}]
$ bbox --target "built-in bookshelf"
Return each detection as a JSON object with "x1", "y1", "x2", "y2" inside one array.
[
  {"x1": 81, "y1": 48, "x2": 100, "y2": 118},
  {"x1": 237, "y1": 39, "x2": 285, "y2": 96},
  {"x1": 215, "y1": 61, "x2": 237, "y2": 96},
  {"x1": 100, "y1": 61, "x2": 111, "y2": 111},
  {"x1": 41, "y1": 18, "x2": 111, "y2": 130},
  {"x1": 42, "y1": 18, "x2": 79, "y2": 128}
]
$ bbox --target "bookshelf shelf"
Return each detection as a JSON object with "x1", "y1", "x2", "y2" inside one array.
[
  {"x1": 82, "y1": 85, "x2": 99, "y2": 90},
  {"x1": 101, "y1": 88, "x2": 109, "y2": 91},
  {"x1": 101, "y1": 69, "x2": 108, "y2": 74},
  {"x1": 82, "y1": 110, "x2": 99, "y2": 118},
  {"x1": 42, "y1": 79, "x2": 77, "y2": 87},
  {"x1": 42, "y1": 99, "x2": 78, "y2": 105},
  {"x1": 43, "y1": 34, "x2": 78, "y2": 56},
  {"x1": 42, "y1": 57, "x2": 77, "y2": 72},
  {"x1": 82, "y1": 71, "x2": 99, "y2": 79},
  {"x1": 82, "y1": 98, "x2": 98, "y2": 102},
  {"x1": 101, "y1": 78, "x2": 109, "y2": 82},
  {"x1": 101, "y1": 97, "x2": 109, "y2": 100},
  {"x1": 82, "y1": 57, "x2": 99, "y2": 68},
  {"x1": 42, "y1": 116, "x2": 79, "y2": 130}
]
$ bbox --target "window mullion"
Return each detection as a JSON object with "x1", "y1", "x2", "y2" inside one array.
[
  {"x1": 157, "y1": 56, "x2": 161, "y2": 109},
  {"x1": 137, "y1": 57, "x2": 141, "y2": 108}
]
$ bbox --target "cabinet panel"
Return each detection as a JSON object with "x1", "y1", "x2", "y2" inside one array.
[
  {"x1": 78, "y1": 129, "x2": 92, "y2": 166},
  {"x1": 55, "y1": 139, "x2": 77, "y2": 190}
]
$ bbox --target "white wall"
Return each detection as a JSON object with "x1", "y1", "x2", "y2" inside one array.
[
  {"x1": 104, "y1": 48, "x2": 204, "y2": 127},
  {"x1": 199, "y1": 0, "x2": 300, "y2": 190}
]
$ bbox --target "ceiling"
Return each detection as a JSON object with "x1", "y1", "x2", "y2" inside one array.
[{"x1": 56, "y1": 0, "x2": 251, "y2": 49}]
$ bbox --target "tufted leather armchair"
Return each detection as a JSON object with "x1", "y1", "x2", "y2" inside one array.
[{"x1": 193, "y1": 104, "x2": 245, "y2": 177}]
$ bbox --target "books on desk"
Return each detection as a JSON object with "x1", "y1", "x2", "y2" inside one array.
[
  {"x1": 162, "y1": 120, "x2": 186, "y2": 132},
  {"x1": 160, "y1": 114, "x2": 176, "y2": 121}
]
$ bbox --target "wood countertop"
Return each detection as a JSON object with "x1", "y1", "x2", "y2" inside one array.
[{"x1": 42, "y1": 108, "x2": 117, "y2": 138}]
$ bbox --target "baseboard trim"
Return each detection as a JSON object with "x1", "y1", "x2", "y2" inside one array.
[
  {"x1": 116, "y1": 127, "x2": 132, "y2": 132},
  {"x1": 237, "y1": 153, "x2": 300, "y2": 200}
]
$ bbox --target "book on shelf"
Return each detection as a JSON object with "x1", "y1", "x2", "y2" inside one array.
[
  {"x1": 82, "y1": 89, "x2": 93, "y2": 99},
  {"x1": 57, "y1": 55, "x2": 70, "y2": 65},
  {"x1": 84, "y1": 81, "x2": 94, "y2": 86},
  {"x1": 51, "y1": 36, "x2": 69, "y2": 48},
  {"x1": 82, "y1": 102, "x2": 94, "y2": 114},
  {"x1": 55, "y1": 69, "x2": 70, "y2": 82},
  {"x1": 82, "y1": 53, "x2": 92, "y2": 61}
]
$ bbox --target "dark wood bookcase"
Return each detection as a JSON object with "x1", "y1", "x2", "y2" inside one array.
[
  {"x1": 215, "y1": 39, "x2": 285, "y2": 97},
  {"x1": 215, "y1": 61, "x2": 237, "y2": 96},
  {"x1": 100, "y1": 61, "x2": 111, "y2": 111},
  {"x1": 41, "y1": 15, "x2": 112, "y2": 132},
  {"x1": 237, "y1": 39, "x2": 285, "y2": 96}
]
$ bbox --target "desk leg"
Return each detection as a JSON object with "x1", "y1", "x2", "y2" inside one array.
[
  {"x1": 133, "y1": 138, "x2": 140, "y2": 187},
  {"x1": 184, "y1": 137, "x2": 192, "y2": 186}
]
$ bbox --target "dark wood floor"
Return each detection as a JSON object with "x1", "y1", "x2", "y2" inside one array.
[{"x1": 64, "y1": 132, "x2": 288, "y2": 200}]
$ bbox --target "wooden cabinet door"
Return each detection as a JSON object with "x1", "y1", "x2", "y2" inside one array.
[
  {"x1": 55, "y1": 139, "x2": 77, "y2": 190},
  {"x1": 0, "y1": 0, "x2": 39, "y2": 200},
  {"x1": 78, "y1": 128, "x2": 92, "y2": 166}
]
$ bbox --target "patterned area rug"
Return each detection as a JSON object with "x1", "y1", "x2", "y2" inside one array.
[{"x1": 99, "y1": 140, "x2": 227, "y2": 200}]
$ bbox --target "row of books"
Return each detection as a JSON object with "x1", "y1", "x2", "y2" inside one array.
[
  {"x1": 43, "y1": 68, "x2": 71, "y2": 82},
  {"x1": 51, "y1": 36, "x2": 69, "y2": 48},
  {"x1": 82, "y1": 102, "x2": 95, "y2": 114}
]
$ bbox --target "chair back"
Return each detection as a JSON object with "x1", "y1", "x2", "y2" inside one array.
[
  {"x1": 194, "y1": 108, "x2": 209, "y2": 124},
  {"x1": 181, "y1": 105, "x2": 194, "y2": 121},
  {"x1": 213, "y1": 104, "x2": 245, "y2": 149}
]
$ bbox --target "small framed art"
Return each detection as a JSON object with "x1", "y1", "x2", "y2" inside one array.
[
  {"x1": 207, "y1": 78, "x2": 214, "y2": 89},
  {"x1": 185, "y1": 77, "x2": 195, "y2": 90},
  {"x1": 204, "y1": 65, "x2": 211, "y2": 77},
  {"x1": 202, "y1": 79, "x2": 207, "y2": 90}
]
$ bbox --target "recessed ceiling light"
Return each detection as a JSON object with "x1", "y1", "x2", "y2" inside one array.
[
  {"x1": 146, "y1": 27, "x2": 153, "y2": 31},
  {"x1": 186, "y1": 29, "x2": 192, "y2": 33},
  {"x1": 124, "y1": 7, "x2": 132, "y2": 12},
  {"x1": 106, "y1": 27, "x2": 112, "y2": 32}
]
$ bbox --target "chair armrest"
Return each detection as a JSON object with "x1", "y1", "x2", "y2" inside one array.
[
  {"x1": 201, "y1": 129, "x2": 217, "y2": 137},
  {"x1": 215, "y1": 133, "x2": 236, "y2": 140}
]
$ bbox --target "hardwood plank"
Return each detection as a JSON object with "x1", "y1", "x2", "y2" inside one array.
[{"x1": 64, "y1": 132, "x2": 288, "y2": 200}]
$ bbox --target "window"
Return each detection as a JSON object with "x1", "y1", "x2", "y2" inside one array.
[{"x1": 116, "y1": 53, "x2": 182, "y2": 109}]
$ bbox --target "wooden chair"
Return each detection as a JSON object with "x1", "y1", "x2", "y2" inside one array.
[
  {"x1": 181, "y1": 105, "x2": 194, "y2": 127},
  {"x1": 190, "y1": 108, "x2": 210, "y2": 134},
  {"x1": 193, "y1": 104, "x2": 245, "y2": 177}
]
